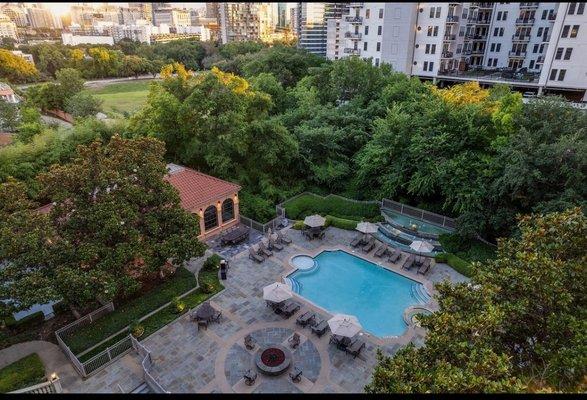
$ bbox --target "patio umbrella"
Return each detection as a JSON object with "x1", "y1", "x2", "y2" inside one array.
[
  {"x1": 409, "y1": 240, "x2": 435, "y2": 254},
  {"x1": 355, "y1": 221, "x2": 379, "y2": 234},
  {"x1": 328, "y1": 314, "x2": 362, "y2": 338},
  {"x1": 194, "y1": 301, "x2": 215, "y2": 321},
  {"x1": 303, "y1": 214, "x2": 326, "y2": 228},
  {"x1": 263, "y1": 282, "x2": 293, "y2": 304}
]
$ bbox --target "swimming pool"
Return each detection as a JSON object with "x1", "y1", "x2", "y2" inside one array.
[
  {"x1": 287, "y1": 250, "x2": 431, "y2": 337},
  {"x1": 382, "y1": 209, "x2": 453, "y2": 236}
]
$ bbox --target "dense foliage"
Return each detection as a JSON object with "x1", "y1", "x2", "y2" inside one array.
[
  {"x1": 0, "y1": 49, "x2": 39, "y2": 83},
  {"x1": 0, "y1": 136, "x2": 205, "y2": 315},
  {"x1": 366, "y1": 207, "x2": 586, "y2": 393}
]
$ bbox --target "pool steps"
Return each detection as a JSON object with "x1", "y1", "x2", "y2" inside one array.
[{"x1": 411, "y1": 283, "x2": 431, "y2": 304}]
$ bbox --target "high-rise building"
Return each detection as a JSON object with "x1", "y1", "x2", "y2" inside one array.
[
  {"x1": 277, "y1": 2, "x2": 288, "y2": 28},
  {"x1": 128, "y1": 3, "x2": 153, "y2": 23},
  {"x1": 297, "y1": 2, "x2": 348, "y2": 56},
  {"x1": 1, "y1": 4, "x2": 28, "y2": 27},
  {"x1": 206, "y1": 3, "x2": 219, "y2": 19},
  {"x1": 26, "y1": 5, "x2": 62, "y2": 29},
  {"x1": 218, "y1": 3, "x2": 261, "y2": 43},
  {"x1": 0, "y1": 13, "x2": 17, "y2": 39}
]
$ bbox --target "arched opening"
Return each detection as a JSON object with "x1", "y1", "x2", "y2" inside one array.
[
  {"x1": 221, "y1": 198, "x2": 235, "y2": 223},
  {"x1": 203, "y1": 205, "x2": 218, "y2": 231}
]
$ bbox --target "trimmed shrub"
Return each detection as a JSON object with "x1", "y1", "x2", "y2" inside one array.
[
  {"x1": 292, "y1": 220, "x2": 304, "y2": 230},
  {"x1": 283, "y1": 194, "x2": 380, "y2": 221},
  {"x1": 325, "y1": 215, "x2": 359, "y2": 231},
  {"x1": 4, "y1": 311, "x2": 44, "y2": 330},
  {"x1": 202, "y1": 254, "x2": 222, "y2": 272},
  {"x1": 435, "y1": 252, "x2": 472, "y2": 277}
]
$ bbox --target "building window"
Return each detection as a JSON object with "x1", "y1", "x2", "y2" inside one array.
[
  {"x1": 558, "y1": 69, "x2": 566, "y2": 81},
  {"x1": 564, "y1": 48, "x2": 573, "y2": 60},
  {"x1": 427, "y1": 26, "x2": 432, "y2": 36},
  {"x1": 529, "y1": 60, "x2": 535, "y2": 69},
  {"x1": 462, "y1": 8, "x2": 468, "y2": 19},
  {"x1": 490, "y1": 43, "x2": 495, "y2": 51},
  {"x1": 555, "y1": 47, "x2": 563, "y2": 59},
  {"x1": 533, "y1": 44, "x2": 539, "y2": 53},
  {"x1": 503, "y1": 11, "x2": 508, "y2": 20},
  {"x1": 204, "y1": 205, "x2": 218, "y2": 231},
  {"x1": 221, "y1": 198, "x2": 234, "y2": 223},
  {"x1": 561, "y1": 25, "x2": 570, "y2": 38},
  {"x1": 431, "y1": 44, "x2": 436, "y2": 54},
  {"x1": 496, "y1": 43, "x2": 501, "y2": 51},
  {"x1": 578, "y1": 3, "x2": 585, "y2": 14},
  {"x1": 433, "y1": 26, "x2": 438, "y2": 36},
  {"x1": 570, "y1": 25, "x2": 579, "y2": 38},
  {"x1": 436, "y1": 7, "x2": 441, "y2": 18},
  {"x1": 379, "y1": 9, "x2": 384, "y2": 18},
  {"x1": 499, "y1": 27, "x2": 504, "y2": 36},
  {"x1": 549, "y1": 69, "x2": 558, "y2": 80},
  {"x1": 494, "y1": 27, "x2": 499, "y2": 36},
  {"x1": 430, "y1": 7, "x2": 435, "y2": 18},
  {"x1": 376, "y1": 42, "x2": 381, "y2": 51},
  {"x1": 493, "y1": 58, "x2": 498, "y2": 67},
  {"x1": 497, "y1": 11, "x2": 502, "y2": 20},
  {"x1": 425, "y1": 44, "x2": 430, "y2": 54},
  {"x1": 429, "y1": 61, "x2": 434, "y2": 71},
  {"x1": 375, "y1": 58, "x2": 380, "y2": 66},
  {"x1": 364, "y1": 41, "x2": 368, "y2": 51},
  {"x1": 569, "y1": 2, "x2": 576, "y2": 14},
  {"x1": 365, "y1": 25, "x2": 369, "y2": 35},
  {"x1": 537, "y1": 27, "x2": 543, "y2": 37},
  {"x1": 542, "y1": 9, "x2": 547, "y2": 19},
  {"x1": 539, "y1": 43, "x2": 545, "y2": 53},
  {"x1": 377, "y1": 25, "x2": 382, "y2": 35}
]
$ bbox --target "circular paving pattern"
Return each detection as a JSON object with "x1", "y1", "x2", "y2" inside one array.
[{"x1": 255, "y1": 345, "x2": 291, "y2": 375}]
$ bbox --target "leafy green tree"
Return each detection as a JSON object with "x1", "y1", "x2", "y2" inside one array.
[
  {"x1": 15, "y1": 106, "x2": 43, "y2": 143},
  {"x1": 0, "y1": 136, "x2": 206, "y2": 312},
  {"x1": 65, "y1": 92, "x2": 103, "y2": 118},
  {"x1": 0, "y1": 100, "x2": 19, "y2": 132},
  {"x1": 367, "y1": 207, "x2": 586, "y2": 393}
]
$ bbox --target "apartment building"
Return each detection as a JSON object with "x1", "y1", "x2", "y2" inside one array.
[
  {"x1": 27, "y1": 5, "x2": 62, "y2": 29},
  {"x1": 327, "y1": 2, "x2": 418, "y2": 74},
  {"x1": 153, "y1": 8, "x2": 191, "y2": 29},
  {"x1": 218, "y1": 2, "x2": 260, "y2": 44},
  {"x1": 298, "y1": 2, "x2": 348, "y2": 56},
  {"x1": 0, "y1": 13, "x2": 17, "y2": 40},
  {"x1": 1, "y1": 4, "x2": 28, "y2": 27}
]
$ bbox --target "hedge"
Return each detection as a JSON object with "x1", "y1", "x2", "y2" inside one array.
[
  {"x1": 435, "y1": 252, "x2": 472, "y2": 277},
  {"x1": 0, "y1": 353, "x2": 46, "y2": 393},
  {"x1": 3, "y1": 311, "x2": 44, "y2": 330},
  {"x1": 438, "y1": 233, "x2": 496, "y2": 263},
  {"x1": 283, "y1": 193, "x2": 381, "y2": 221},
  {"x1": 65, "y1": 267, "x2": 197, "y2": 354},
  {"x1": 325, "y1": 215, "x2": 359, "y2": 230}
]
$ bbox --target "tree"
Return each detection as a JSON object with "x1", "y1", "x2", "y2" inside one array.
[
  {"x1": 15, "y1": 106, "x2": 43, "y2": 143},
  {"x1": 366, "y1": 208, "x2": 586, "y2": 393},
  {"x1": 121, "y1": 55, "x2": 150, "y2": 78},
  {"x1": 0, "y1": 100, "x2": 19, "y2": 132},
  {"x1": 0, "y1": 136, "x2": 206, "y2": 311},
  {"x1": 55, "y1": 67, "x2": 85, "y2": 98},
  {"x1": 65, "y1": 92, "x2": 103, "y2": 118},
  {"x1": 0, "y1": 49, "x2": 39, "y2": 83}
]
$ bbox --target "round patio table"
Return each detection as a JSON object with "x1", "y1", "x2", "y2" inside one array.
[{"x1": 195, "y1": 301, "x2": 215, "y2": 321}]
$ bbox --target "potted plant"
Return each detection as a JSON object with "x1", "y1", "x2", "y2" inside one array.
[{"x1": 129, "y1": 319, "x2": 144, "y2": 338}]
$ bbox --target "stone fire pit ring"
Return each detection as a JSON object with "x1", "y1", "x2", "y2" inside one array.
[{"x1": 254, "y1": 344, "x2": 292, "y2": 376}]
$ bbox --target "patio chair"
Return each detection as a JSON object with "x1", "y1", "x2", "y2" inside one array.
[
  {"x1": 329, "y1": 334, "x2": 351, "y2": 350},
  {"x1": 257, "y1": 241, "x2": 273, "y2": 257},
  {"x1": 316, "y1": 228, "x2": 325, "y2": 239},
  {"x1": 402, "y1": 255, "x2": 415, "y2": 270},
  {"x1": 249, "y1": 247, "x2": 264, "y2": 263},
  {"x1": 197, "y1": 319, "x2": 208, "y2": 331},
  {"x1": 243, "y1": 369, "x2": 257, "y2": 386},
  {"x1": 345, "y1": 338, "x2": 366, "y2": 358},
  {"x1": 350, "y1": 233, "x2": 365, "y2": 248},
  {"x1": 296, "y1": 311, "x2": 316, "y2": 327},
  {"x1": 311, "y1": 319, "x2": 329, "y2": 337},
  {"x1": 281, "y1": 301, "x2": 301, "y2": 318},
  {"x1": 388, "y1": 248, "x2": 402, "y2": 263},
  {"x1": 277, "y1": 230, "x2": 292, "y2": 245},
  {"x1": 212, "y1": 310, "x2": 222, "y2": 323},
  {"x1": 268, "y1": 236, "x2": 284, "y2": 251},
  {"x1": 288, "y1": 332, "x2": 301, "y2": 349},
  {"x1": 244, "y1": 334, "x2": 256, "y2": 350},
  {"x1": 289, "y1": 366, "x2": 303, "y2": 383},
  {"x1": 418, "y1": 258, "x2": 432, "y2": 275},
  {"x1": 374, "y1": 243, "x2": 389, "y2": 258},
  {"x1": 301, "y1": 227, "x2": 313, "y2": 240},
  {"x1": 362, "y1": 236, "x2": 376, "y2": 253}
]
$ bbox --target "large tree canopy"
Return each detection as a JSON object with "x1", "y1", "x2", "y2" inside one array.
[
  {"x1": 0, "y1": 136, "x2": 205, "y2": 313},
  {"x1": 366, "y1": 207, "x2": 587, "y2": 393}
]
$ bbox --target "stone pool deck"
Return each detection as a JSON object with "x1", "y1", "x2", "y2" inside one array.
[{"x1": 65, "y1": 226, "x2": 468, "y2": 393}]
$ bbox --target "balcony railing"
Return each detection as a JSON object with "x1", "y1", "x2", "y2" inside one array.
[
  {"x1": 476, "y1": 19, "x2": 491, "y2": 24},
  {"x1": 512, "y1": 34, "x2": 531, "y2": 41},
  {"x1": 471, "y1": 48, "x2": 485, "y2": 55},
  {"x1": 473, "y1": 34, "x2": 488, "y2": 40},
  {"x1": 344, "y1": 32, "x2": 362, "y2": 40},
  {"x1": 345, "y1": 16, "x2": 363, "y2": 24},
  {"x1": 349, "y1": 2, "x2": 364, "y2": 7},
  {"x1": 519, "y1": 2, "x2": 539, "y2": 9},
  {"x1": 446, "y1": 15, "x2": 460, "y2": 23},
  {"x1": 477, "y1": 3, "x2": 493, "y2": 9},
  {"x1": 343, "y1": 48, "x2": 361, "y2": 55},
  {"x1": 508, "y1": 51, "x2": 527, "y2": 57},
  {"x1": 444, "y1": 34, "x2": 456, "y2": 40},
  {"x1": 441, "y1": 51, "x2": 454, "y2": 58},
  {"x1": 463, "y1": 49, "x2": 473, "y2": 55},
  {"x1": 516, "y1": 18, "x2": 535, "y2": 24},
  {"x1": 548, "y1": 13, "x2": 557, "y2": 20},
  {"x1": 536, "y1": 55, "x2": 545, "y2": 63}
]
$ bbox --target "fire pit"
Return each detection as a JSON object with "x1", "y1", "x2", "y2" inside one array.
[{"x1": 255, "y1": 345, "x2": 292, "y2": 376}]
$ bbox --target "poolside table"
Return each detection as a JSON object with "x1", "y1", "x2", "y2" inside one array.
[{"x1": 220, "y1": 226, "x2": 250, "y2": 246}]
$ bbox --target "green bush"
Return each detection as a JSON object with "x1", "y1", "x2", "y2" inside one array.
[
  {"x1": 202, "y1": 254, "x2": 222, "y2": 272},
  {"x1": 292, "y1": 220, "x2": 304, "y2": 230},
  {"x1": 283, "y1": 194, "x2": 380, "y2": 221},
  {"x1": 65, "y1": 267, "x2": 197, "y2": 354},
  {"x1": 438, "y1": 233, "x2": 496, "y2": 263},
  {"x1": 325, "y1": 215, "x2": 359, "y2": 230},
  {"x1": 435, "y1": 252, "x2": 472, "y2": 277},
  {"x1": 4, "y1": 311, "x2": 44, "y2": 330},
  {"x1": 52, "y1": 301, "x2": 70, "y2": 316},
  {"x1": 0, "y1": 353, "x2": 46, "y2": 393}
]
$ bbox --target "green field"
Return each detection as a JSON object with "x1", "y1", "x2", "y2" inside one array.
[
  {"x1": 90, "y1": 80, "x2": 155, "y2": 115},
  {"x1": 0, "y1": 353, "x2": 46, "y2": 393}
]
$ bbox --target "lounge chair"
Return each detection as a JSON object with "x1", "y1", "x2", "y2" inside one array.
[
  {"x1": 417, "y1": 258, "x2": 432, "y2": 275},
  {"x1": 296, "y1": 311, "x2": 315, "y2": 327},
  {"x1": 350, "y1": 234, "x2": 365, "y2": 248},
  {"x1": 249, "y1": 247, "x2": 264, "y2": 263},
  {"x1": 243, "y1": 369, "x2": 257, "y2": 386},
  {"x1": 268, "y1": 236, "x2": 284, "y2": 251},
  {"x1": 311, "y1": 319, "x2": 329, "y2": 337},
  {"x1": 244, "y1": 334, "x2": 256, "y2": 350},
  {"x1": 329, "y1": 334, "x2": 351, "y2": 350},
  {"x1": 258, "y1": 241, "x2": 273, "y2": 257},
  {"x1": 288, "y1": 332, "x2": 300, "y2": 349},
  {"x1": 289, "y1": 366, "x2": 303, "y2": 383},
  {"x1": 345, "y1": 338, "x2": 366, "y2": 358},
  {"x1": 277, "y1": 231, "x2": 292, "y2": 244},
  {"x1": 362, "y1": 236, "x2": 376, "y2": 253},
  {"x1": 281, "y1": 301, "x2": 301, "y2": 318},
  {"x1": 388, "y1": 248, "x2": 402, "y2": 263},
  {"x1": 402, "y1": 255, "x2": 415, "y2": 270},
  {"x1": 374, "y1": 244, "x2": 389, "y2": 258}
]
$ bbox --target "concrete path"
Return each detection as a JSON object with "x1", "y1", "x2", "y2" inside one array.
[{"x1": 0, "y1": 340, "x2": 82, "y2": 392}]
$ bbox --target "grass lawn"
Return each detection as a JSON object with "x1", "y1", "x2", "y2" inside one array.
[
  {"x1": 89, "y1": 80, "x2": 154, "y2": 115},
  {"x1": 0, "y1": 353, "x2": 46, "y2": 393}
]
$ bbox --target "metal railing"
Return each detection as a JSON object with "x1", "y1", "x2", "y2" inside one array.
[
  {"x1": 446, "y1": 15, "x2": 460, "y2": 22},
  {"x1": 131, "y1": 336, "x2": 169, "y2": 393},
  {"x1": 345, "y1": 16, "x2": 363, "y2": 23},
  {"x1": 82, "y1": 335, "x2": 134, "y2": 376},
  {"x1": 9, "y1": 377, "x2": 62, "y2": 394},
  {"x1": 381, "y1": 198, "x2": 456, "y2": 230},
  {"x1": 444, "y1": 34, "x2": 456, "y2": 40},
  {"x1": 343, "y1": 48, "x2": 361, "y2": 55},
  {"x1": 344, "y1": 31, "x2": 362, "y2": 40}
]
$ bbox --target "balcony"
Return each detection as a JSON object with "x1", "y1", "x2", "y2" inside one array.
[
  {"x1": 473, "y1": 34, "x2": 488, "y2": 40},
  {"x1": 465, "y1": 33, "x2": 475, "y2": 39},
  {"x1": 516, "y1": 18, "x2": 535, "y2": 25},
  {"x1": 519, "y1": 2, "x2": 539, "y2": 9},
  {"x1": 343, "y1": 48, "x2": 361, "y2": 55},
  {"x1": 477, "y1": 3, "x2": 493, "y2": 9},
  {"x1": 512, "y1": 34, "x2": 531, "y2": 42},
  {"x1": 548, "y1": 13, "x2": 557, "y2": 20},
  {"x1": 444, "y1": 34, "x2": 456, "y2": 41},
  {"x1": 476, "y1": 19, "x2": 491, "y2": 25},
  {"x1": 446, "y1": 15, "x2": 460, "y2": 23},
  {"x1": 349, "y1": 2, "x2": 364, "y2": 7},
  {"x1": 536, "y1": 55, "x2": 545, "y2": 63},
  {"x1": 463, "y1": 49, "x2": 473, "y2": 55},
  {"x1": 345, "y1": 16, "x2": 363, "y2": 24},
  {"x1": 471, "y1": 48, "x2": 485, "y2": 55},
  {"x1": 441, "y1": 51, "x2": 454, "y2": 58},
  {"x1": 509, "y1": 51, "x2": 527, "y2": 57},
  {"x1": 344, "y1": 31, "x2": 362, "y2": 40}
]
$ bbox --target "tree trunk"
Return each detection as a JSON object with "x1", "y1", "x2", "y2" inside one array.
[{"x1": 69, "y1": 303, "x2": 81, "y2": 319}]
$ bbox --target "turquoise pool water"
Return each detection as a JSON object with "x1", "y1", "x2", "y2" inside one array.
[
  {"x1": 287, "y1": 250, "x2": 430, "y2": 337},
  {"x1": 383, "y1": 209, "x2": 453, "y2": 236}
]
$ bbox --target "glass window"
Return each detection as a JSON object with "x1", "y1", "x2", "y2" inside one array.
[
  {"x1": 533, "y1": 44, "x2": 539, "y2": 53},
  {"x1": 497, "y1": 43, "x2": 501, "y2": 51},
  {"x1": 365, "y1": 25, "x2": 369, "y2": 35},
  {"x1": 366, "y1": 9, "x2": 370, "y2": 19},
  {"x1": 204, "y1": 205, "x2": 218, "y2": 231},
  {"x1": 561, "y1": 25, "x2": 570, "y2": 38},
  {"x1": 569, "y1": 2, "x2": 576, "y2": 14},
  {"x1": 379, "y1": 8, "x2": 383, "y2": 18},
  {"x1": 364, "y1": 41, "x2": 368, "y2": 51},
  {"x1": 558, "y1": 69, "x2": 566, "y2": 81},
  {"x1": 221, "y1": 198, "x2": 234, "y2": 223},
  {"x1": 494, "y1": 27, "x2": 499, "y2": 36},
  {"x1": 433, "y1": 26, "x2": 439, "y2": 36},
  {"x1": 429, "y1": 61, "x2": 434, "y2": 71},
  {"x1": 423, "y1": 61, "x2": 428, "y2": 71},
  {"x1": 497, "y1": 11, "x2": 502, "y2": 20},
  {"x1": 549, "y1": 69, "x2": 558, "y2": 80},
  {"x1": 555, "y1": 47, "x2": 564, "y2": 59},
  {"x1": 425, "y1": 44, "x2": 430, "y2": 54},
  {"x1": 503, "y1": 11, "x2": 508, "y2": 20},
  {"x1": 564, "y1": 48, "x2": 573, "y2": 60},
  {"x1": 529, "y1": 60, "x2": 535, "y2": 69},
  {"x1": 431, "y1": 44, "x2": 436, "y2": 54},
  {"x1": 578, "y1": 3, "x2": 585, "y2": 14},
  {"x1": 435, "y1": 7, "x2": 441, "y2": 18},
  {"x1": 376, "y1": 42, "x2": 381, "y2": 51},
  {"x1": 375, "y1": 58, "x2": 380, "y2": 67},
  {"x1": 378, "y1": 25, "x2": 382, "y2": 35},
  {"x1": 430, "y1": 7, "x2": 435, "y2": 18},
  {"x1": 537, "y1": 27, "x2": 543, "y2": 37},
  {"x1": 570, "y1": 25, "x2": 579, "y2": 38},
  {"x1": 542, "y1": 9, "x2": 547, "y2": 19},
  {"x1": 427, "y1": 26, "x2": 432, "y2": 36}
]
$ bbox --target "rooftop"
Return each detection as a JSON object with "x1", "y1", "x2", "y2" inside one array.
[{"x1": 0, "y1": 132, "x2": 12, "y2": 147}]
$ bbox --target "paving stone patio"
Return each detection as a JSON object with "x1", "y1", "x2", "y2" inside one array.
[{"x1": 67, "y1": 226, "x2": 468, "y2": 393}]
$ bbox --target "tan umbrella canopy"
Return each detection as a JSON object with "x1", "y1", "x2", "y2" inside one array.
[
  {"x1": 263, "y1": 282, "x2": 293, "y2": 304},
  {"x1": 303, "y1": 214, "x2": 326, "y2": 228},
  {"x1": 355, "y1": 221, "x2": 379, "y2": 234},
  {"x1": 409, "y1": 240, "x2": 435, "y2": 253},
  {"x1": 327, "y1": 314, "x2": 362, "y2": 338}
]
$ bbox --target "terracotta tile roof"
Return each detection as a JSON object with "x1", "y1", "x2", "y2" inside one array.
[
  {"x1": 0, "y1": 133, "x2": 12, "y2": 147},
  {"x1": 164, "y1": 164, "x2": 241, "y2": 211}
]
